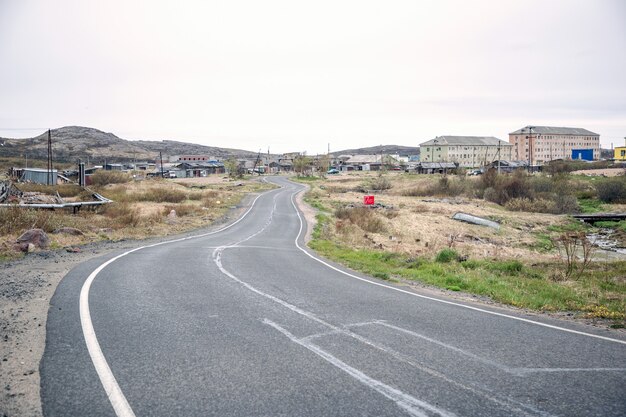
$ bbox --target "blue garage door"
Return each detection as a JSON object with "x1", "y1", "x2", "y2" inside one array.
[{"x1": 572, "y1": 149, "x2": 593, "y2": 161}]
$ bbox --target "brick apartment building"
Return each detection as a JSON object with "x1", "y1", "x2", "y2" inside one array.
[{"x1": 509, "y1": 126, "x2": 600, "y2": 164}]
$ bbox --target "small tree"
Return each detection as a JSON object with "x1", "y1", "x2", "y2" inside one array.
[
  {"x1": 293, "y1": 154, "x2": 312, "y2": 177},
  {"x1": 224, "y1": 158, "x2": 241, "y2": 179},
  {"x1": 315, "y1": 154, "x2": 331, "y2": 177}
]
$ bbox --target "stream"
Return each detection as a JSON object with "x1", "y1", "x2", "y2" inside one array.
[{"x1": 587, "y1": 228, "x2": 626, "y2": 259}]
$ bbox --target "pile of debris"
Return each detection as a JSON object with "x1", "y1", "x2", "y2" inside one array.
[{"x1": 0, "y1": 181, "x2": 22, "y2": 204}]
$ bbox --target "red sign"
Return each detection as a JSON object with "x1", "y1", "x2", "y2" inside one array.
[{"x1": 363, "y1": 195, "x2": 375, "y2": 205}]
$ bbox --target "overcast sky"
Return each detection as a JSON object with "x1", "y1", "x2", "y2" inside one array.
[{"x1": 1, "y1": 0, "x2": 625, "y2": 154}]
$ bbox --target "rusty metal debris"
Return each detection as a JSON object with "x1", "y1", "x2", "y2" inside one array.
[{"x1": 0, "y1": 180, "x2": 111, "y2": 213}]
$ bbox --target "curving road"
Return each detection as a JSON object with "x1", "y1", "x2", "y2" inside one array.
[{"x1": 41, "y1": 177, "x2": 626, "y2": 417}]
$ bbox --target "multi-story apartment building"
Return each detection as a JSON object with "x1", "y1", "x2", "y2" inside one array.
[
  {"x1": 419, "y1": 136, "x2": 512, "y2": 168},
  {"x1": 508, "y1": 126, "x2": 600, "y2": 164}
]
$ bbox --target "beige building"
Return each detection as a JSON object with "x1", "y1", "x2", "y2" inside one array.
[
  {"x1": 509, "y1": 126, "x2": 600, "y2": 164},
  {"x1": 419, "y1": 136, "x2": 513, "y2": 168}
]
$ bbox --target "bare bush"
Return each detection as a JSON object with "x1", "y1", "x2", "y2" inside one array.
[
  {"x1": 369, "y1": 176, "x2": 393, "y2": 191},
  {"x1": 0, "y1": 207, "x2": 64, "y2": 234},
  {"x1": 335, "y1": 206, "x2": 386, "y2": 233},
  {"x1": 554, "y1": 232, "x2": 596, "y2": 279},
  {"x1": 595, "y1": 176, "x2": 626, "y2": 203},
  {"x1": 101, "y1": 203, "x2": 140, "y2": 228}
]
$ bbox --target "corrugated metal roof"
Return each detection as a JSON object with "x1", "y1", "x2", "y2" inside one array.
[
  {"x1": 419, "y1": 136, "x2": 510, "y2": 146},
  {"x1": 21, "y1": 168, "x2": 58, "y2": 173},
  {"x1": 418, "y1": 162, "x2": 457, "y2": 169},
  {"x1": 509, "y1": 126, "x2": 599, "y2": 136},
  {"x1": 345, "y1": 154, "x2": 383, "y2": 164}
]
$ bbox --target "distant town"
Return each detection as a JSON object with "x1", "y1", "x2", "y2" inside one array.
[{"x1": 4, "y1": 124, "x2": 625, "y2": 185}]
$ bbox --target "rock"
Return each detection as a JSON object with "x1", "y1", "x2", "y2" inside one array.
[
  {"x1": 16, "y1": 229, "x2": 49, "y2": 249},
  {"x1": 66, "y1": 247, "x2": 81, "y2": 253},
  {"x1": 27, "y1": 243, "x2": 36, "y2": 253},
  {"x1": 53, "y1": 227, "x2": 84, "y2": 236},
  {"x1": 167, "y1": 210, "x2": 177, "y2": 219}
]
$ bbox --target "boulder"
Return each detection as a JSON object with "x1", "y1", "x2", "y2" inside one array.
[
  {"x1": 53, "y1": 227, "x2": 84, "y2": 236},
  {"x1": 16, "y1": 229, "x2": 49, "y2": 249},
  {"x1": 167, "y1": 210, "x2": 177, "y2": 219}
]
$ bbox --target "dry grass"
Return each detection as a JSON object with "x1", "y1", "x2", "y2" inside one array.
[
  {"x1": 301, "y1": 172, "x2": 587, "y2": 260},
  {"x1": 0, "y1": 177, "x2": 275, "y2": 260}
]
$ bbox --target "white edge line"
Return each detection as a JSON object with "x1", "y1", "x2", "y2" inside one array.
[
  {"x1": 288, "y1": 184, "x2": 626, "y2": 346},
  {"x1": 79, "y1": 189, "x2": 276, "y2": 417}
]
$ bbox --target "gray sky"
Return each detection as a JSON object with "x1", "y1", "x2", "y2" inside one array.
[{"x1": 1, "y1": 0, "x2": 625, "y2": 154}]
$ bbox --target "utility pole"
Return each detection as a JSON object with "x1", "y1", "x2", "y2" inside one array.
[
  {"x1": 497, "y1": 141, "x2": 501, "y2": 174},
  {"x1": 47, "y1": 129, "x2": 53, "y2": 185},
  {"x1": 159, "y1": 152, "x2": 164, "y2": 178},
  {"x1": 327, "y1": 143, "x2": 331, "y2": 171}
]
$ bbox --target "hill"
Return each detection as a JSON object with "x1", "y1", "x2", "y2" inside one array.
[
  {"x1": 332, "y1": 144, "x2": 420, "y2": 156},
  {"x1": 0, "y1": 126, "x2": 260, "y2": 164}
]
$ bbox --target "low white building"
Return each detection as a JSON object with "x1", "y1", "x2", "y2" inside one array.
[{"x1": 419, "y1": 136, "x2": 513, "y2": 168}]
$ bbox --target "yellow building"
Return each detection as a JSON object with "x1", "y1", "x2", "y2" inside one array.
[{"x1": 615, "y1": 147, "x2": 626, "y2": 161}]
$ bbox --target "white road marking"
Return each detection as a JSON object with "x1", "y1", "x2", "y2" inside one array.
[
  {"x1": 288, "y1": 186, "x2": 626, "y2": 346},
  {"x1": 375, "y1": 321, "x2": 512, "y2": 373},
  {"x1": 513, "y1": 367, "x2": 626, "y2": 374},
  {"x1": 213, "y1": 244, "x2": 550, "y2": 416},
  {"x1": 79, "y1": 189, "x2": 276, "y2": 417},
  {"x1": 263, "y1": 319, "x2": 456, "y2": 417}
]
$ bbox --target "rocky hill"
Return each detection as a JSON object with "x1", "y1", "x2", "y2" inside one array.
[
  {"x1": 0, "y1": 126, "x2": 260, "y2": 164},
  {"x1": 332, "y1": 144, "x2": 420, "y2": 156}
]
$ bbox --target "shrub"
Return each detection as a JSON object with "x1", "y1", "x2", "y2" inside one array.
[
  {"x1": 483, "y1": 187, "x2": 499, "y2": 204},
  {"x1": 369, "y1": 176, "x2": 393, "y2": 191},
  {"x1": 595, "y1": 176, "x2": 626, "y2": 203},
  {"x1": 90, "y1": 170, "x2": 131, "y2": 186},
  {"x1": 334, "y1": 206, "x2": 386, "y2": 233},
  {"x1": 480, "y1": 168, "x2": 499, "y2": 190},
  {"x1": 553, "y1": 194, "x2": 580, "y2": 214},
  {"x1": 0, "y1": 207, "x2": 64, "y2": 234},
  {"x1": 101, "y1": 203, "x2": 140, "y2": 228},
  {"x1": 435, "y1": 248, "x2": 458, "y2": 263}
]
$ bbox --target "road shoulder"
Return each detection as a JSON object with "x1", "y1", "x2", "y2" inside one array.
[{"x1": 0, "y1": 193, "x2": 258, "y2": 417}]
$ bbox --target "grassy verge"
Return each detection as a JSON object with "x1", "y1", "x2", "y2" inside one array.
[
  {"x1": 0, "y1": 178, "x2": 275, "y2": 261},
  {"x1": 308, "y1": 203, "x2": 625, "y2": 323}
]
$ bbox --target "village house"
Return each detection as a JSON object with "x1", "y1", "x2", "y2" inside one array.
[
  {"x1": 336, "y1": 154, "x2": 398, "y2": 171},
  {"x1": 172, "y1": 161, "x2": 225, "y2": 177}
]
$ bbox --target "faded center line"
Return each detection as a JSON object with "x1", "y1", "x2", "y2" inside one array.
[
  {"x1": 210, "y1": 191, "x2": 555, "y2": 417},
  {"x1": 263, "y1": 319, "x2": 455, "y2": 417}
]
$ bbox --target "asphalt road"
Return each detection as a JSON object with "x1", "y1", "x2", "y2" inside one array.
[{"x1": 41, "y1": 177, "x2": 626, "y2": 417}]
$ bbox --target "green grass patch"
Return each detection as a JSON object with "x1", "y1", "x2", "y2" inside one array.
[
  {"x1": 308, "y1": 237, "x2": 626, "y2": 319},
  {"x1": 435, "y1": 248, "x2": 458, "y2": 263},
  {"x1": 531, "y1": 233, "x2": 554, "y2": 252},
  {"x1": 547, "y1": 220, "x2": 589, "y2": 233},
  {"x1": 593, "y1": 220, "x2": 626, "y2": 231},
  {"x1": 577, "y1": 198, "x2": 604, "y2": 214}
]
